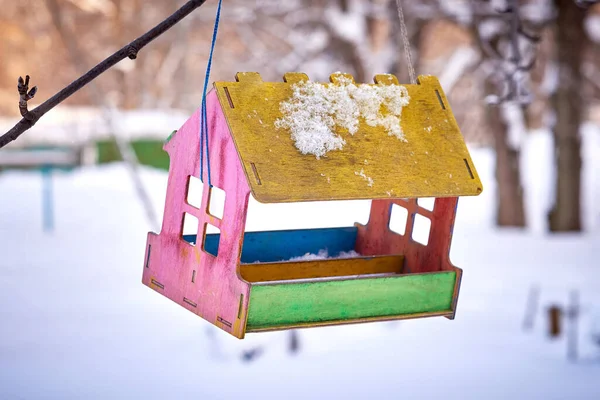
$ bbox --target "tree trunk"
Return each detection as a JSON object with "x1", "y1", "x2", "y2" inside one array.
[
  {"x1": 368, "y1": 0, "x2": 392, "y2": 53},
  {"x1": 548, "y1": 0, "x2": 586, "y2": 232},
  {"x1": 486, "y1": 83, "x2": 526, "y2": 227},
  {"x1": 339, "y1": 0, "x2": 350, "y2": 12}
]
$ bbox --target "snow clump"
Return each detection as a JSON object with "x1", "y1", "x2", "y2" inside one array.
[{"x1": 274, "y1": 76, "x2": 410, "y2": 159}]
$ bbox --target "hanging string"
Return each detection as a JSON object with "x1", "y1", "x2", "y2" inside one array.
[
  {"x1": 199, "y1": 0, "x2": 223, "y2": 187},
  {"x1": 394, "y1": 0, "x2": 417, "y2": 84}
]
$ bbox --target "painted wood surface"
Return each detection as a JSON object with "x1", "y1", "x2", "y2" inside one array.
[
  {"x1": 356, "y1": 197, "x2": 459, "y2": 273},
  {"x1": 246, "y1": 271, "x2": 457, "y2": 331},
  {"x1": 213, "y1": 72, "x2": 483, "y2": 203},
  {"x1": 142, "y1": 89, "x2": 253, "y2": 339},
  {"x1": 142, "y1": 71, "x2": 479, "y2": 338},
  {"x1": 355, "y1": 196, "x2": 464, "y2": 320},
  {"x1": 240, "y1": 255, "x2": 404, "y2": 283},
  {"x1": 199, "y1": 226, "x2": 359, "y2": 264}
]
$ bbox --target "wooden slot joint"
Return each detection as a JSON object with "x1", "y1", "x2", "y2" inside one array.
[
  {"x1": 223, "y1": 87, "x2": 235, "y2": 109},
  {"x1": 250, "y1": 162, "x2": 262, "y2": 185},
  {"x1": 463, "y1": 159, "x2": 474, "y2": 179},
  {"x1": 238, "y1": 294, "x2": 244, "y2": 319},
  {"x1": 145, "y1": 245, "x2": 151, "y2": 268},
  {"x1": 435, "y1": 89, "x2": 446, "y2": 110},
  {"x1": 151, "y1": 279, "x2": 164, "y2": 290},
  {"x1": 183, "y1": 297, "x2": 197, "y2": 308},
  {"x1": 217, "y1": 316, "x2": 232, "y2": 328}
]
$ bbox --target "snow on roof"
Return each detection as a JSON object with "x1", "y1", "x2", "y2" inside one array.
[{"x1": 274, "y1": 74, "x2": 410, "y2": 159}]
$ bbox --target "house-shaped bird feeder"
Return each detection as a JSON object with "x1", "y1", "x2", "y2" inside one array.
[{"x1": 142, "y1": 72, "x2": 483, "y2": 339}]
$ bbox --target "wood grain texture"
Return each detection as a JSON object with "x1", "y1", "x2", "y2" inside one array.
[
  {"x1": 246, "y1": 271, "x2": 456, "y2": 331},
  {"x1": 213, "y1": 72, "x2": 483, "y2": 203},
  {"x1": 142, "y1": 89, "x2": 252, "y2": 339},
  {"x1": 240, "y1": 255, "x2": 404, "y2": 283}
]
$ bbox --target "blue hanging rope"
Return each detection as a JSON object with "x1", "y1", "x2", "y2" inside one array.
[{"x1": 199, "y1": 0, "x2": 223, "y2": 188}]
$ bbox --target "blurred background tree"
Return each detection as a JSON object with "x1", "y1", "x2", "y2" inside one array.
[{"x1": 1, "y1": 0, "x2": 599, "y2": 232}]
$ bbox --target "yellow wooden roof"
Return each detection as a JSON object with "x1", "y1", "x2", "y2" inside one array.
[{"x1": 213, "y1": 72, "x2": 483, "y2": 203}]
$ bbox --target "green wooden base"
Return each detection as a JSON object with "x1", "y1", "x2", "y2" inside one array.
[{"x1": 246, "y1": 270, "x2": 457, "y2": 331}]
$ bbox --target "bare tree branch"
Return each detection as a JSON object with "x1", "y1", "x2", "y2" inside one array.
[
  {"x1": 45, "y1": 0, "x2": 160, "y2": 231},
  {"x1": 0, "y1": 0, "x2": 208, "y2": 149},
  {"x1": 17, "y1": 75, "x2": 38, "y2": 118}
]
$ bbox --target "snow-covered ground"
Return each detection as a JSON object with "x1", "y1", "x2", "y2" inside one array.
[{"x1": 0, "y1": 127, "x2": 599, "y2": 399}]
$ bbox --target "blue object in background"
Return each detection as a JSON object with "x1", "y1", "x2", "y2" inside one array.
[{"x1": 41, "y1": 166, "x2": 54, "y2": 233}]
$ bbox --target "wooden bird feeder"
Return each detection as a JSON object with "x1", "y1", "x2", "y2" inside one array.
[{"x1": 142, "y1": 72, "x2": 483, "y2": 339}]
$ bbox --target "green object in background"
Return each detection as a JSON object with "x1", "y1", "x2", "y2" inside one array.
[{"x1": 96, "y1": 139, "x2": 170, "y2": 171}]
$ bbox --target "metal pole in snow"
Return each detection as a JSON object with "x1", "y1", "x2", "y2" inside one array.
[
  {"x1": 41, "y1": 166, "x2": 54, "y2": 233},
  {"x1": 522, "y1": 284, "x2": 540, "y2": 331},
  {"x1": 567, "y1": 290, "x2": 579, "y2": 362}
]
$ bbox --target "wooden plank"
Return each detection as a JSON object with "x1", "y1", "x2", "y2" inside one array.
[
  {"x1": 214, "y1": 73, "x2": 483, "y2": 203},
  {"x1": 240, "y1": 254, "x2": 404, "y2": 283},
  {"x1": 247, "y1": 310, "x2": 454, "y2": 333},
  {"x1": 238, "y1": 227, "x2": 358, "y2": 263},
  {"x1": 142, "y1": 90, "x2": 252, "y2": 339},
  {"x1": 446, "y1": 266, "x2": 463, "y2": 320},
  {"x1": 193, "y1": 227, "x2": 359, "y2": 264},
  {"x1": 246, "y1": 270, "x2": 456, "y2": 330}
]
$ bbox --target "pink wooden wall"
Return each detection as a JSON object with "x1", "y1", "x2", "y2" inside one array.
[{"x1": 142, "y1": 89, "x2": 252, "y2": 339}]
